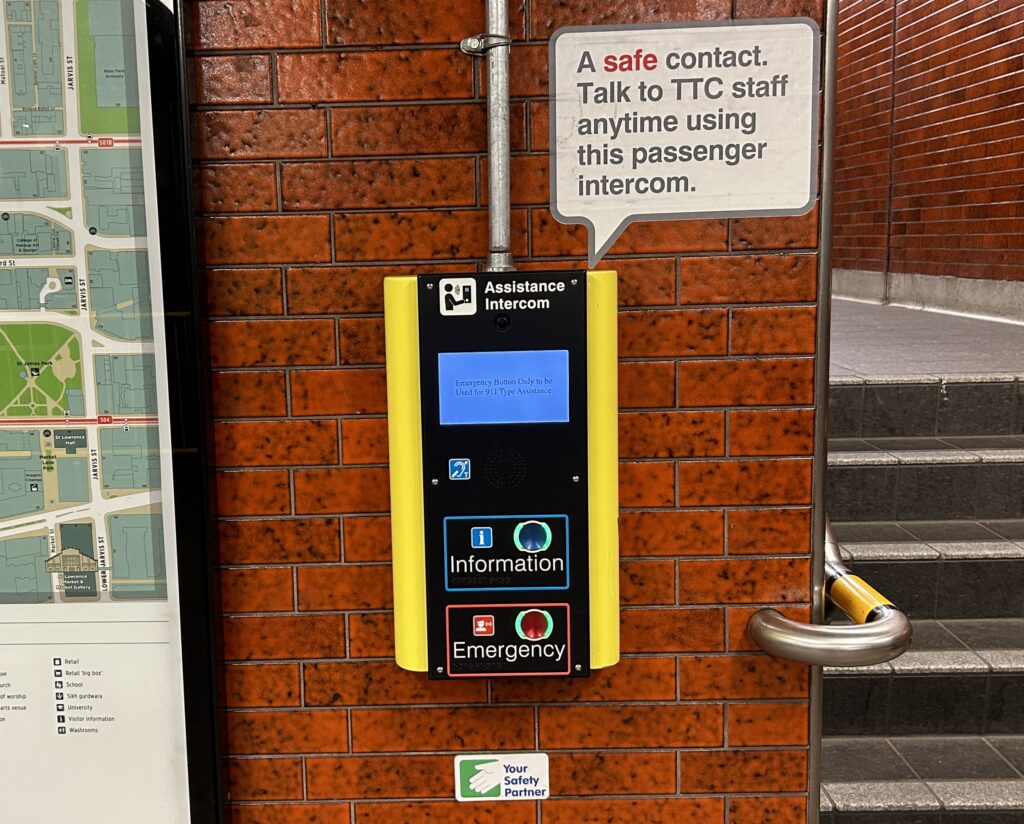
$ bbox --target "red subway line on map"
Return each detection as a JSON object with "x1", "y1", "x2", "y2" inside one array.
[{"x1": 0, "y1": 417, "x2": 158, "y2": 425}]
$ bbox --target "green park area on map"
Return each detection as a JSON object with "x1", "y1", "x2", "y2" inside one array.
[
  {"x1": 75, "y1": 0, "x2": 140, "y2": 135},
  {"x1": 0, "y1": 323, "x2": 83, "y2": 417}
]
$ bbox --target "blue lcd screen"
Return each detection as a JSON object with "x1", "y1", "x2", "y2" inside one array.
[{"x1": 438, "y1": 349, "x2": 570, "y2": 425}]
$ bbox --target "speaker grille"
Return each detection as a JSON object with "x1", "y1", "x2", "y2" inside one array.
[{"x1": 483, "y1": 448, "x2": 527, "y2": 490}]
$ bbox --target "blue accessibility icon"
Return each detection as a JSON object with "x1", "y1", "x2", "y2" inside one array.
[
  {"x1": 471, "y1": 527, "x2": 493, "y2": 549},
  {"x1": 448, "y1": 458, "x2": 471, "y2": 480}
]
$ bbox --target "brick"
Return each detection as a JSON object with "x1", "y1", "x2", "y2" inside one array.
[
  {"x1": 677, "y1": 459, "x2": 812, "y2": 506},
  {"x1": 343, "y1": 516, "x2": 391, "y2": 562},
  {"x1": 730, "y1": 307, "x2": 817, "y2": 355},
  {"x1": 220, "y1": 568, "x2": 294, "y2": 613},
  {"x1": 543, "y1": 798, "x2": 725, "y2": 824},
  {"x1": 530, "y1": 0, "x2": 730, "y2": 38},
  {"x1": 194, "y1": 0, "x2": 321, "y2": 49},
  {"x1": 226, "y1": 710, "x2": 349, "y2": 755},
  {"x1": 620, "y1": 608, "x2": 725, "y2": 654},
  {"x1": 618, "y1": 361, "x2": 675, "y2": 408},
  {"x1": 333, "y1": 210, "x2": 528, "y2": 262},
  {"x1": 735, "y1": 0, "x2": 823, "y2": 22},
  {"x1": 218, "y1": 518, "x2": 341, "y2": 564},
  {"x1": 613, "y1": 258, "x2": 676, "y2": 306},
  {"x1": 729, "y1": 409, "x2": 815, "y2": 456},
  {"x1": 732, "y1": 206, "x2": 819, "y2": 250},
  {"x1": 678, "y1": 655, "x2": 810, "y2": 699},
  {"x1": 227, "y1": 757, "x2": 304, "y2": 801},
  {"x1": 508, "y1": 44, "x2": 548, "y2": 97},
  {"x1": 294, "y1": 468, "x2": 390, "y2": 514},
  {"x1": 338, "y1": 318, "x2": 385, "y2": 365},
  {"x1": 350, "y1": 707, "x2": 534, "y2": 752},
  {"x1": 547, "y1": 752, "x2": 676, "y2": 796},
  {"x1": 195, "y1": 164, "x2": 277, "y2": 214},
  {"x1": 353, "y1": 802, "x2": 535, "y2": 824},
  {"x1": 209, "y1": 319, "x2": 336, "y2": 367},
  {"x1": 730, "y1": 796, "x2": 807, "y2": 824},
  {"x1": 530, "y1": 101, "x2": 548, "y2": 151},
  {"x1": 297, "y1": 565, "x2": 393, "y2": 611},
  {"x1": 619, "y1": 309, "x2": 727, "y2": 358},
  {"x1": 215, "y1": 470, "x2": 290, "y2": 516},
  {"x1": 620, "y1": 560, "x2": 674, "y2": 605},
  {"x1": 348, "y1": 613, "x2": 395, "y2": 658},
  {"x1": 287, "y1": 263, "x2": 474, "y2": 315},
  {"x1": 214, "y1": 420, "x2": 339, "y2": 467},
  {"x1": 490, "y1": 657, "x2": 676, "y2": 704},
  {"x1": 729, "y1": 701, "x2": 809, "y2": 746},
  {"x1": 193, "y1": 55, "x2": 272, "y2": 105},
  {"x1": 304, "y1": 661, "x2": 485, "y2": 706},
  {"x1": 291, "y1": 369, "x2": 387, "y2": 416},
  {"x1": 222, "y1": 615, "x2": 347, "y2": 660},
  {"x1": 539, "y1": 704, "x2": 723, "y2": 749},
  {"x1": 678, "y1": 254, "x2": 818, "y2": 304},
  {"x1": 677, "y1": 358, "x2": 815, "y2": 407},
  {"x1": 278, "y1": 51, "x2": 473, "y2": 103},
  {"x1": 728, "y1": 508, "x2": 812, "y2": 555},
  {"x1": 619, "y1": 510, "x2": 724, "y2": 557},
  {"x1": 342, "y1": 419, "x2": 388, "y2": 465},
  {"x1": 223, "y1": 664, "x2": 301, "y2": 708},
  {"x1": 678, "y1": 558, "x2": 808, "y2": 604},
  {"x1": 231, "y1": 804, "x2": 349, "y2": 824},
  {"x1": 195, "y1": 110, "x2": 327, "y2": 161},
  {"x1": 210, "y1": 371, "x2": 287, "y2": 418},
  {"x1": 531, "y1": 210, "x2": 728, "y2": 257},
  {"x1": 306, "y1": 754, "x2": 450, "y2": 799},
  {"x1": 206, "y1": 268, "x2": 283, "y2": 316},
  {"x1": 728, "y1": 605, "x2": 811, "y2": 652},
  {"x1": 202, "y1": 216, "x2": 332, "y2": 266},
  {"x1": 679, "y1": 749, "x2": 807, "y2": 792},
  {"x1": 619, "y1": 411, "x2": 724, "y2": 458},
  {"x1": 331, "y1": 102, "x2": 526, "y2": 156},
  {"x1": 619, "y1": 461, "x2": 674, "y2": 507},
  {"x1": 282, "y1": 159, "x2": 476, "y2": 210}
]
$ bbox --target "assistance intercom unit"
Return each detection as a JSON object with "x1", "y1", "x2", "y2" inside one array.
[{"x1": 385, "y1": 270, "x2": 619, "y2": 678}]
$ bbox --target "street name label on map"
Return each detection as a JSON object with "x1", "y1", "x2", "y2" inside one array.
[{"x1": 550, "y1": 20, "x2": 821, "y2": 266}]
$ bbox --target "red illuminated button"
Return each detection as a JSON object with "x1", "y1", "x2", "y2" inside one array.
[
  {"x1": 515, "y1": 609, "x2": 553, "y2": 641},
  {"x1": 473, "y1": 615, "x2": 495, "y2": 636}
]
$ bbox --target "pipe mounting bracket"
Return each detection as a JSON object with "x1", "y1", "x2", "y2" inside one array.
[{"x1": 460, "y1": 33, "x2": 512, "y2": 55}]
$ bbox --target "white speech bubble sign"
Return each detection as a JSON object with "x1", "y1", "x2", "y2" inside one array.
[{"x1": 550, "y1": 20, "x2": 821, "y2": 266}]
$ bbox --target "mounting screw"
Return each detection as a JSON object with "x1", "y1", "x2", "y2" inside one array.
[
  {"x1": 466, "y1": 36, "x2": 482, "y2": 50},
  {"x1": 572, "y1": 475, "x2": 580, "y2": 483},
  {"x1": 436, "y1": 666, "x2": 444, "y2": 674},
  {"x1": 570, "y1": 278, "x2": 578, "y2": 286},
  {"x1": 431, "y1": 478, "x2": 439, "y2": 486},
  {"x1": 426, "y1": 282, "x2": 434, "y2": 290},
  {"x1": 574, "y1": 664, "x2": 582, "y2": 672}
]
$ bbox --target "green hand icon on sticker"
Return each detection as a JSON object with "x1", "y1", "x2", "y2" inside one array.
[{"x1": 459, "y1": 758, "x2": 502, "y2": 798}]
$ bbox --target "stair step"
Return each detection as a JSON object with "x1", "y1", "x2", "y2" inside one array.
[
  {"x1": 830, "y1": 520, "x2": 1024, "y2": 620},
  {"x1": 828, "y1": 375, "x2": 1024, "y2": 440},
  {"x1": 827, "y1": 444, "x2": 1024, "y2": 521},
  {"x1": 820, "y1": 735, "x2": 1024, "y2": 823},
  {"x1": 823, "y1": 620, "x2": 1024, "y2": 737}
]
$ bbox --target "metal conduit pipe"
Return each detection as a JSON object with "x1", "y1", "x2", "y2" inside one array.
[
  {"x1": 747, "y1": 520, "x2": 912, "y2": 667},
  {"x1": 485, "y1": 0, "x2": 514, "y2": 272}
]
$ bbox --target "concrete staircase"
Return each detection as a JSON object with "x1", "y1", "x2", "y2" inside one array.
[{"x1": 820, "y1": 376, "x2": 1024, "y2": 823}]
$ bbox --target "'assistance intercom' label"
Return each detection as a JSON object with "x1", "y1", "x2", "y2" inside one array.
[
  {"x1": 446, "y1": 604, "x2": 571, "y2": 677},
  {"x1": 444, "y1": 515, "x2": 570, "y2": 591},
  {"x1": 455, "y1": 753, "x2": 550, "y2": 801}
]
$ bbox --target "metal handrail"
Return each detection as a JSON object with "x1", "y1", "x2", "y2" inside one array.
[{"x1": 747, "y1": 521, "x2": 912, "y2": 667}]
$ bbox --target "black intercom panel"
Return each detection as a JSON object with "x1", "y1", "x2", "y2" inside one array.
[{"x1": 417, "y1": 271, "x2": 591, "y2": 678}]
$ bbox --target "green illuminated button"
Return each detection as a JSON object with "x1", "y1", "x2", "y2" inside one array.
[
  {"x1": 513, "y1": 520, "x2": 552, "y2": 553},
  {"x1": 515, "y1": 609, "x2": 554, "y2": 641}
]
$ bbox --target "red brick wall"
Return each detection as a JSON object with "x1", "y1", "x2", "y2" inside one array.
[
  {"x1": 190, "y1": 1, "x2": 825, "y2": 821},
  {"x1": 834, "y1": 0, "x2": 1024, "y2": 281}
]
